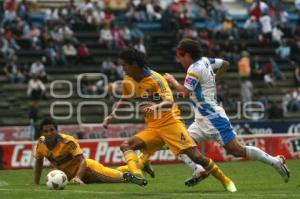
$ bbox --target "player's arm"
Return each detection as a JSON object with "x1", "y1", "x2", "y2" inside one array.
[
  {"x1": 143, "y1": 99, "x2": 174, "y2": 114},
  {"x1": 73, "y1": 155, "x2": 86, "y2": 185},
  {"x1": 210, "y1": 58, "x2": 230, "y2": 81},
  {"x1": 103, "y1": 79, "x2": 134, "y2": 128},
  {"x1": 164, "y1": 73, "x2": 192, "y2": 99},
  {"x1": 34, "y1": 157, "x2": 44, "y2": 185},
  {"x1": 103, "y1": 98, "x2": 129, "y2": 128}
]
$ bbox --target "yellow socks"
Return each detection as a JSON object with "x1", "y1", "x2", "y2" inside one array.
[
  {"x1": 117, "y1": 152, "x2": 151, "y2": 173},
  {"x1": 205, "y1": 159, "x2": 231, "y2": 185},
  {"x1": 124, "y1": 150, "x2": 143, "y2": 176}
]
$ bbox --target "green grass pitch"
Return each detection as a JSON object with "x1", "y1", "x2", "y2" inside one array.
[{"x1": 0, "y1": 160, "x2": 300, "y2": 199}]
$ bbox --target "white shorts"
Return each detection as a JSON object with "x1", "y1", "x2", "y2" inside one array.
[{"x1": 188, "y1": 116, "x2": 236, "y2": 146}]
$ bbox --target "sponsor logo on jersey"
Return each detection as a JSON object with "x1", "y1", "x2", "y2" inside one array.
[{"x1": 185, "y1": 77, "x2": 197, "y2": 87}]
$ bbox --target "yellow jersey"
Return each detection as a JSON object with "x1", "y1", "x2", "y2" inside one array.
[
  {"x1": 122, "y1": 69, "x2": 181, "y2": 127},
  {"x1": 35, "y1": 133, "x2": 82, "y2": 179}
]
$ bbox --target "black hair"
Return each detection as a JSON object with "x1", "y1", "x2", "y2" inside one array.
[
  {"x1": 177, "y1": 39, "x2": 202, "y2": 60},
  {"x1": 39, "y1": 117, "x2": 57, "y2": 132},
  {"x1": 119, "y1": 48, "x2": 148, "y2": 68}
]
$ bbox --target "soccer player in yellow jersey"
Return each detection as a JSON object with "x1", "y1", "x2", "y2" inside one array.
[
  {"x1": 103, "y1": 48, "x2": 236, "y2": 191},
  {"x1": 34, "y1": 117, "x2": 132, "y2": 185}
]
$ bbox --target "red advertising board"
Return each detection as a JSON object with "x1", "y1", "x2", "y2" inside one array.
[
  {"x1": 0, "y1": 124, "x2": 145, "y2": 141},
  {"x1": 0, "y1": 134, "x2": 299, "y2": 170}
]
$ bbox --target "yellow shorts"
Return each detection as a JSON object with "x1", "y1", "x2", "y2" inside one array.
[
  {"x1": 84, "y1": 159, "x2": 123, "y2": 183},
  {"x1": 135, "y1": 121, "x2": 196, "y2": 155}
]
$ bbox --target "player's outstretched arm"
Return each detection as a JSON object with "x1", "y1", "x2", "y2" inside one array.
[
  {"x1": 73, "y1": 155, "x2": 86, "y2": 185},
  {"x1": 102, "y1": 99, "x2": 127, "y2": 128},
  {"x1": 164, "y1": 73, "x2": 191, "y2": 98},
  {"x1": 143, "y1": 100, "x2": 174, "y2": 114},
  {"x1": 34, "y1": 158, "x2": 44, "y2": 185},
  {"x1": 215, "y1": 60, "x2": 229, "y2": 81}
]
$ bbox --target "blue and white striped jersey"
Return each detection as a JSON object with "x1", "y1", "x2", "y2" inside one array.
[{"x1": 184, "y1": 57, "x2": 228, "y2": 119}]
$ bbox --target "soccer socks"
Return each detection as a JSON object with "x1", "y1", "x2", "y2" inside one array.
[
  {"x1": 205, "y1": 159, "x2": 231, "y2": 185},
  {"x1": 117, "y1": 152, "x2": 151, "y2": 173},
  {"x1": 245, "y1": 146, "x2": 279, "y2": 166},
  {"x1": 124, "y1": 150, "x2": 143, "y2": 176},
  {"x1": 178, "y1": 154, "x2": 199, "y2": 172},
  {"x1": 179, "y1": 154, "x2": 230, "y2": 185}
]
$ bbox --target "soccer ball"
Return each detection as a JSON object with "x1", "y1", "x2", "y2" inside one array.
[{"x1": 46, "y1": 170, "x2": 68, "y2": 190}]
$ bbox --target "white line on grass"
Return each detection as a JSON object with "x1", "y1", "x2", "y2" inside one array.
[
  {"x1": 0, "y1": 188, "x2": 299, "y2": 198},
  {"x1": 0, "y1": 181, "x2": 8, "y2": 186}
]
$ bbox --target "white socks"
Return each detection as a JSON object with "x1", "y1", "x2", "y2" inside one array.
[
  {"x1": 245, "y1": 146, "x2": 279, "y2": 166},
  {"x1": 178, "y1": 154, "x2": 206, "y2": 173}
]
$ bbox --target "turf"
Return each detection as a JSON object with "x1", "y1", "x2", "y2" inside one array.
[{"x1": 0, "y1": 160, "x2": 299, "y2": 199}]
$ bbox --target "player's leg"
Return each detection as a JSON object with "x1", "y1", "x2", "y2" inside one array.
[
  {"x1": 82, "y1": 159, "x2": 124, "y2": 183},
  {"x1": 208, "y1": 115, "x2": 290, "y2": 183},
  {"x1": 159, "y1": 122, "x2": 236, "y2": 192},
  {"x1": 178, "y1": 121, "x2": 207, "y2": 173},
  {"x1": 224, "y1": 138, "x2": 290, "y2": 183},
  {"x1": 119, "y1": 128, "x2": 161, "y2": 186},
  {"x1": 117, "y1": 152, "x2": 155, "y2": 178}
]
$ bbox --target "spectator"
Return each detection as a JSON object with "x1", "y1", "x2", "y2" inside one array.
[
  {"x1": 258, "y1": 90, "x2": 269, "y2": 109},
  {"x1": 244, "y1": 16, "x2": 259, "y2": 38},
  {"x1": 59, "y1": 23, "x2": 76, "y2": 43},
  {"x1": 17, "y1": 0, "x2": 29, "y2": 20},
  {"x1": 259, "y1": 12, "x2": 272, "y2": 43},
  {"x1": 295, "y1": 64, "x2": 300, "y2": 86},
  {"x1": 30, "y1": 59, "x2": 47, "y2": 82},
  {"x1": 99, "y1": 24, "x2": 113, "y2": 48},
  {"x1": 101, "y1": 57, "x2": 115, "y2": 80},
  {"x1": 29, "y1": 24, "x2": 41, "y2": 49},
  {"x1": 251, "y1": 55, "x2": 264, "y2": 79},
  {"x1": 275, "y1": 40, "x2": 291, "y2": 60},
  {"x1": 240, "y1": 77, "x2": 253, "y2": 104},
  {"x1": 45, "y1": 42, "x2": 67, "y2": 66},
  {"x1": 76, "y1": 43, "x2": 91, "y2": 64},
  {"x1": 264, "y1": 72, "x2": 275, "y2": 87},
  {"x1": 249, "y1": 0, "x2": 269, "y2": 21},
  {"x1": 238, "y1": 51, "x2": 251, "y2": 78},
  {"x1": 119, "y1": 25, "x2": 132, "y2": 45},
  {"x1": 63, "y1": 42, "x2": 77, "y2": 64},
  {"x1": 272, "y1": 25, "x2": 284, "y2": 44},
  {"x1": 146, "y1": 0, "x2": 162, "y2": 21},
  {"x1": 27, "y1": 75, "x2": 46, "y2": 100},
  {"x1": 5, "y1": 27, "x2": 20, "y2": 50},
  {"x1": 3, "y1": 55, "x2": 25, "y2": 83},
  {"x1": 161, "y1": 5, "x2": 178, "y2": 31},
  {"x1": 112, "y1": 26, "x2": 126, "y2": 49},
  {"x1": 282, "y1": 89, "x2": 300, "y2": 113},
  {"x1": 0, "y1": 34, "x2": 15, "y2": 62}
]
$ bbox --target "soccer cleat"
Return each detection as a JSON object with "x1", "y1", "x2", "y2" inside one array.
[
  {"x1": 274, "y1": 155, "x2": 290, "y2": 183},
  {"x1": 184, "y1": 171, "x2": 209, "y2": 187},
  {"x1": 142, "y1": 161, "x2": 155, "y2": 178},
  {"x1": 223, "y1": 180, "x2": 237, "y2": 192},
  {"x1": 123, "y1": 172, "x2": 148, "y2": 186}
]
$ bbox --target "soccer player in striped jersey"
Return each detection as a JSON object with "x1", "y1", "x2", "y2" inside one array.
[{"x1": 164, "y1": 38, "x2": 290, "y2": 186}]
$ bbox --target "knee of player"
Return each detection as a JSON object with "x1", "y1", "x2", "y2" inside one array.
[{"x1": 227, "y1": 146, "x2": 246, "y2": 157}]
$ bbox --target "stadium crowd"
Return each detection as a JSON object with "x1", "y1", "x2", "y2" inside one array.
[{"x1": 0, "y1": 0, "x2": 300, "y2": 118}]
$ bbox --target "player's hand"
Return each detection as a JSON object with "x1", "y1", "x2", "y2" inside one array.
[
  {"x1": 72, "y1": 176, "x2": 85, "y2": 185},
  {"x1": 164, "y1": 73, "x2": 176, "y2": 87},
  {"x1": 102, "y1": 113, "x2": 115, "y2": 129},
  {"x1": 142, "y1": 104, "x2": 158, "y2": 115}
]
